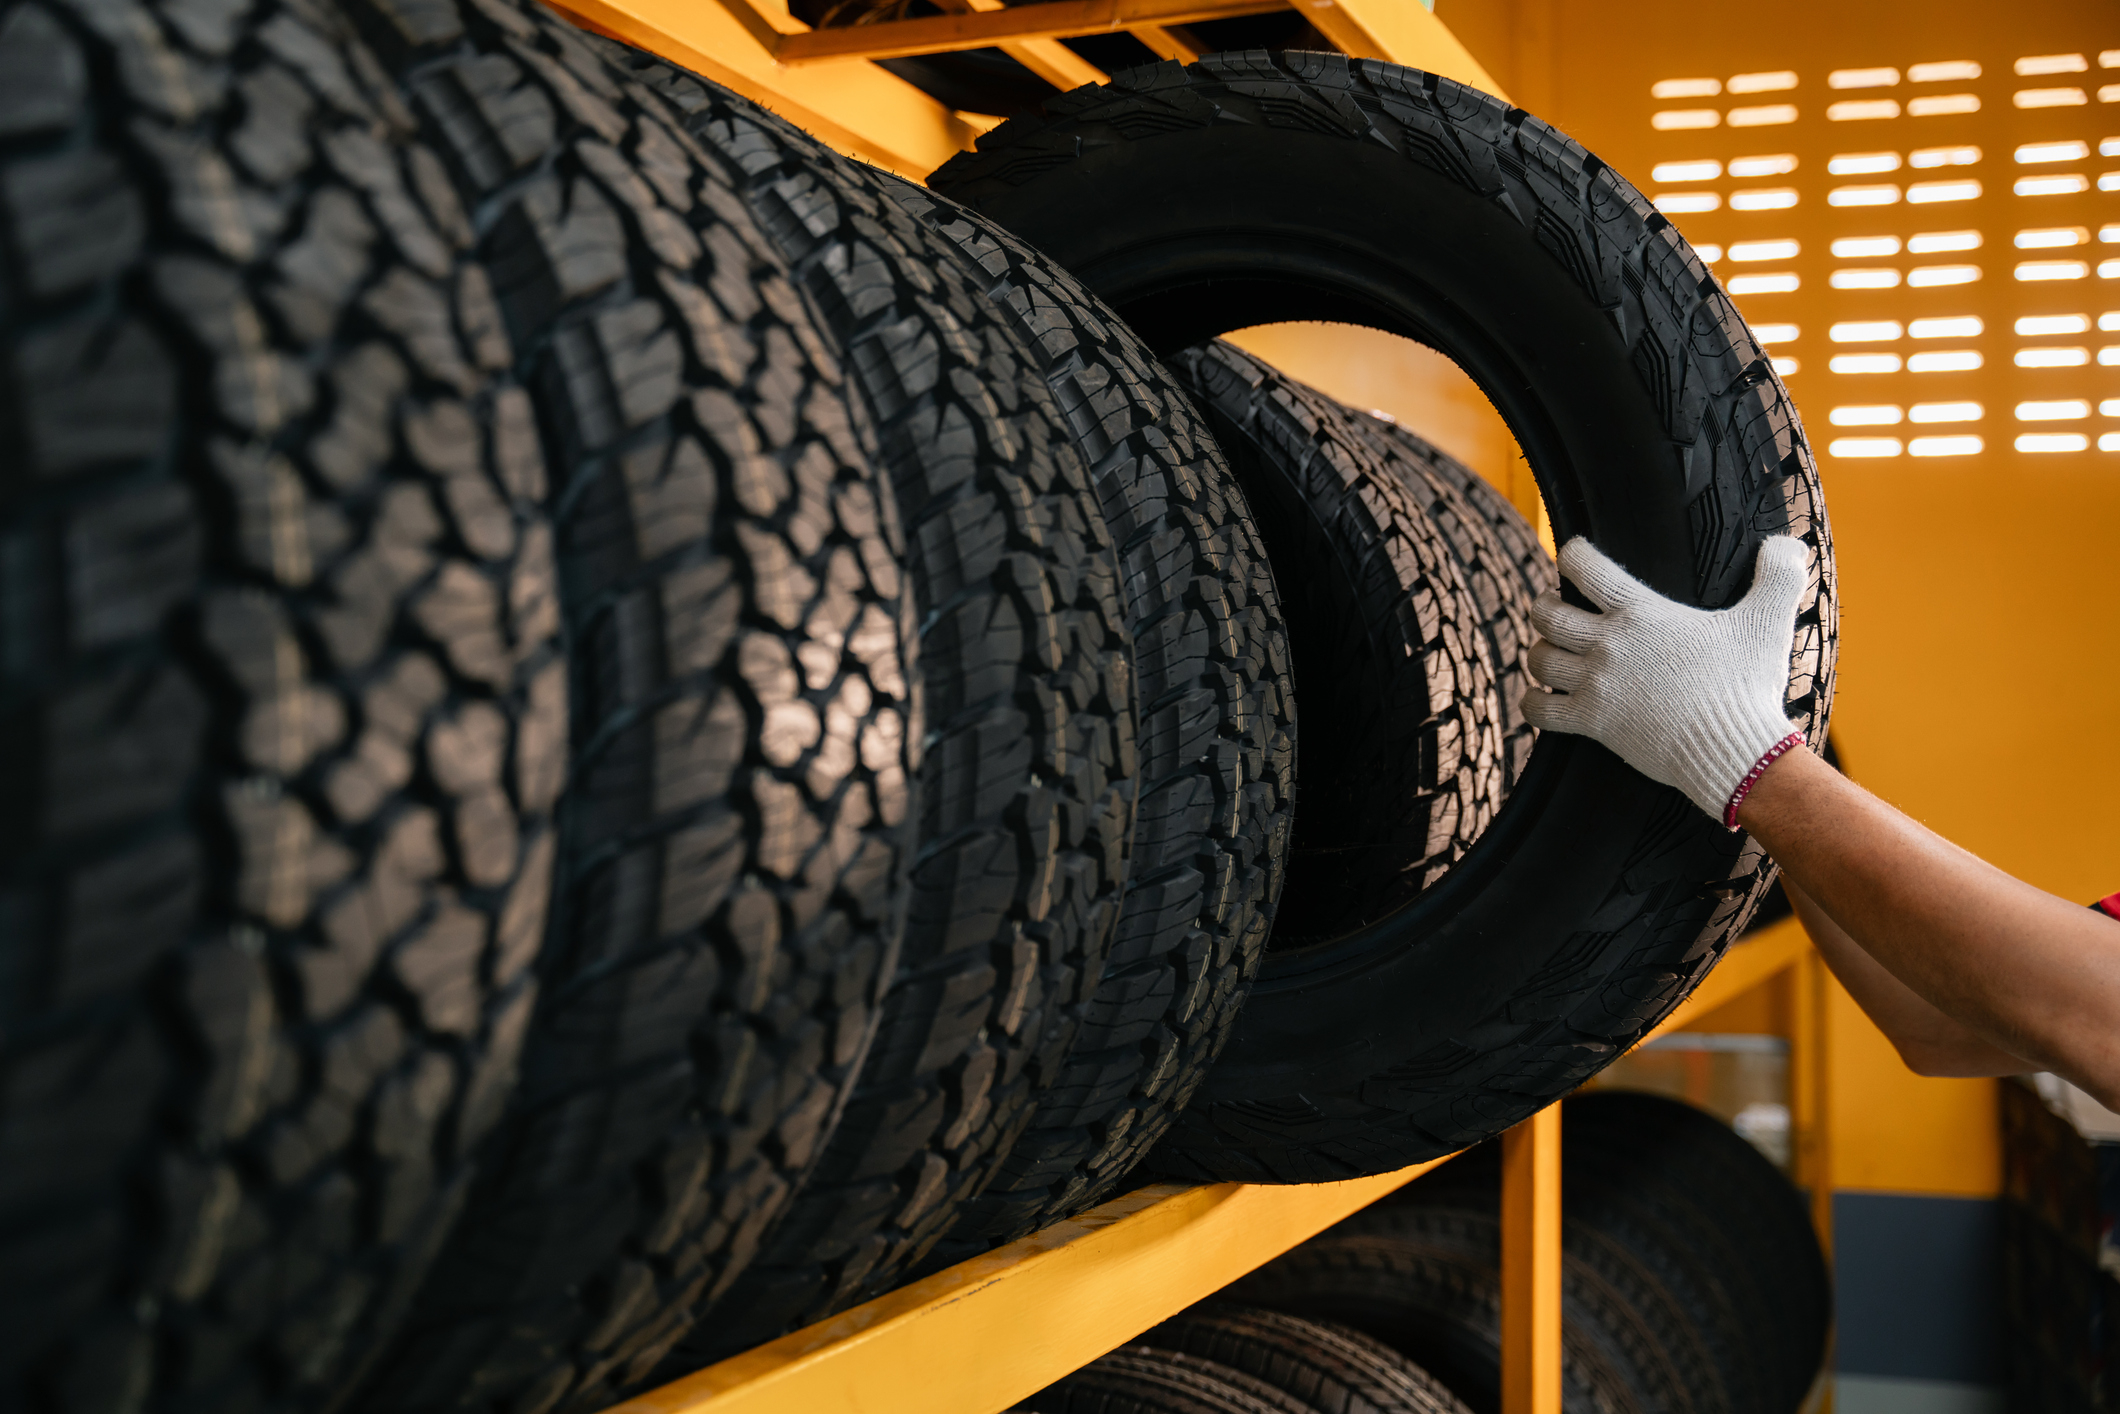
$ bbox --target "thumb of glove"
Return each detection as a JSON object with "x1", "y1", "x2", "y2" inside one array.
[{"x1": 1741, "y1": 536, "x2": 1811, "y2": 625}]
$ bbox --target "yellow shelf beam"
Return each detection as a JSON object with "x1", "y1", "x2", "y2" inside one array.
[
  {"x1": 609, "y1": 1160, "x2": 1453, "y2": 1414},
  {"x1": 1642, "y1": 914, "x2": 1810, "y2": 1044}
]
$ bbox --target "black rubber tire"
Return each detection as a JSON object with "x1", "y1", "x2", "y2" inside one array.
[
  {"x1": 1165, "y1": 341, "x2": 1506, "y2": 953},
  {"x1": 1033, "y1": 1349, "x2": 1328, "y2": 1414},
  {"x1": 1225, "y1": 1204, "x2": 1634, "y2": 1414},
  {"x1": 1557, "y1": 1092, "x2": 1830, "y2": 1414},
  {"x1": 612, "y1": 70, "x2": 1139, "y2": 1355},
  {"x1": 931, "y1": 53, "x2": 1837, "y2": 1180},
  {"x1": 1359, "y1": 1092, "x2": 1829, "y2": 1414},
  {"x1": 1138, "y1": 1303, "x2": 1474, "y2": 1414},
  {"x1": 881, "y1": 179, "x2": 1298, "y2": 1246},
  {"x1": 1355, "y1": 415, "x2": 1555, "y2": 788},
  {"x1": 0, "y1": 0, "x2": 569, "y2": 1406},
  {"x1": 310, "y1": 6, "x2": 921, "y2": 1412}
]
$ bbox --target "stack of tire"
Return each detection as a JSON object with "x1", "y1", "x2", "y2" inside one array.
[
  {"x1": 0, "y1": 1, "x2": 1833, "y2": 1407},
  {"x1": 1225, "y1": 1091, "x2": 1833, "y2": 1414},
  {"x1": 1024, "y1": 1091, "x2": 1831, "y2": 1414}
]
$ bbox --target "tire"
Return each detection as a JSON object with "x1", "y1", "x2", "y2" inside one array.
[
  {"x1": 1368, "y1": 1092, "x2": 1829, "y2": 1414},
  {"x1": 1225, "y1": 1205, "x2": 1632, "y2": 1414},
  {"x1": 1138, "y1": 1303, "x2": 1474, "y2": 1414},
  {"x1": 609, "y1": 69, "x2": 1139, "y2": 1354},
  {"x1": 1033, "y1": 1349, "x2": 1329, "y2": 1414},
  {"x1": 0, "y1": 0, "x2": 564, "y2": 1406},
  {"x1": 881, "y1": 180, "x2": 1298, "y2": 1247},
  {"x1": 316, "y1": 5, "x2": 920, "y2": 1411},
  {"x1": 1356, "y1": 415, "x2": 1555, "y2": 787},
  {"x1": 1165, "y1": 341, "x2": 1506, "y2": 954},
  {"x1": 931, "y1": 53, "x2": 1837, "y2": 1179},
  {"x1": 1558, "y1": 1092, "x2": 1830, "y2": 1414}
]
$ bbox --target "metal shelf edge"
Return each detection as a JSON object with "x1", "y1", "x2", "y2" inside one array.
[{"x1": 607, "y1": 1159, "x2": 1453, "y2": 1414}]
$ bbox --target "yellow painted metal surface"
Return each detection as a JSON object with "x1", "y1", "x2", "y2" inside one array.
[
  {"x1": 769, "y1": 0, "x2": 1284, "y2": 62},
  {"x1": 1500, "y1": 1109, "x2": 1563, "y2": 1414},
  {"x1": 1298, "y1": 0, "x2": 1509, "y2": 99},
  {"x1": 612, "y1": 1162, "x2": 1453, "y2": 1414},
  {"x1": 544, "y1": 0, "x2": 976, "y2": 177},
  {"x1": 1793, "y1": 947, "x2": 1836, "y2": 1250},
  {"x1": 935, "y1": 0, "x2": 1110, "y2": 92}
]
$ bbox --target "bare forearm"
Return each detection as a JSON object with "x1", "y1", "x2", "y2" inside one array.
[
  {"x1": 1788, "y1": 883, "x2": 2028, "y2": 1077},
  {"x1": 1740, "y1": 749, "x2": 2120, "y2": 1104}
]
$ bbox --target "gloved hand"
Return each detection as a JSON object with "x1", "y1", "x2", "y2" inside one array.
[{"x1": 1523, "y1": 536, "x2": 1810, "y2": 827}]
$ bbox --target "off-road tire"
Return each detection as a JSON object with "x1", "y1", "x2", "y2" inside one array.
[
  {"x1": 884, "y1": 180, "x2": 1297, "y2": 1247},
  {"x1": 1034, "y1": 1349, "x2": 1331, "y2": 1414},
  {"x1": 1139, "y1": 1303, "x2": 1474, "y2": 1414},
  {"x1": 0, "y1": 0, "x2": 564, "y2": 1406},
  {"x1": 1357, "y1": 416, "x2": 1554, "y2": 786},
  {"x1": 1167, "y1": 341, "x2": 1504, "y2": 953},
  {"x1": 932, "y1": 53, "x2": 1836, "y2": 1181},
  {"x1": 1227, "y1": 1203, "x2": 1634, "y2": 1414},
  {"x1": 612, "y1": 67, "x2": 1139, "y2": 1356},
  {"x1": 318, "y1": 5, "x2": 922, "y2": 1411}
]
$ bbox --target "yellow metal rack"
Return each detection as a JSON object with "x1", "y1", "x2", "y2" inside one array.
[
  {"x1": 535, "y1": 8, "x2": 1835, "y2": 1409},
  {"x1": 597, "y1": 919, "x2": 1823, "y2": 1414}
]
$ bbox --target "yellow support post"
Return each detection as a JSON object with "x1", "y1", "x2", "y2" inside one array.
[
  {"x1": 1500, "y1": 1106, "x2": 1562, "y2": 1414},
  {"x1": 1791, "y1": 943, "x2": 1834, "y2": 1256}
]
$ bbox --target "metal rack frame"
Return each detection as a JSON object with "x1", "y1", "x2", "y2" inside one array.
[
  {"x1": 536, "y1": 10, "x2": 1834, "y2": 1408},
  {"x1": 598, "y1": 917, "x2": 1825, "y2": 1414}
]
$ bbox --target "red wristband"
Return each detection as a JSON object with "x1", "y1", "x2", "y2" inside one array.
[{"x1": 1722, "y1": 731, "x2": 1806, "y2": 830}]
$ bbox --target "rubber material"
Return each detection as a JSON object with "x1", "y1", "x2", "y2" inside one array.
[
  {"x1": 1358, "y1": 415, "x2": 1554, "y2": 787},
  {"x1": 1139, "y1": 1303, "x2": 1474, "y2": 1413},
  {"x1": 325, "y1": 4, "x2": 919, "y2": 1410},
  {"x1": 1226, "y1": 1201, "x2": 1636, "y2": 1414},
  {"x1": 1556, "y1": 1092, "x2": 1830, "y2": 1414},
  {"x1": 933, "y1": 53, "x2": 1837, "y2": 1181},
  {"x1": 0, "y1": 0, "x2": 569, "y2": 1405},
  {"x1": 883, "y1": 180, "x2": 1296, "y2": 1247},
  {"x1": 1033, "y1": 1349, "x2": 1328, "y2": 1414},
  {"x1": 629, "y1": 71, "x2": 1139, "y2": 1355},
  {"x1": 1244, "y1": 1091, "x2": 1830, "y2": 1414},
  {"x1": 1167, "y1": 341, "x2": 1504, "y2": 950}
]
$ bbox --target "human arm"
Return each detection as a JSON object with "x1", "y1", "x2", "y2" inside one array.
[
  {"x1": 1522, "y1": 534, "x2": 2120, "y2": 1105},
  {"x1": 1781, "y1": 872, "x2": 2029, "y2": 1079},
  {"x1": 1738, "y1": 746, "x2": 2120, "y2": 1101}
]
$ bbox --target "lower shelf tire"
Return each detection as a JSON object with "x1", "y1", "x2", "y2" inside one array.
[
  {"x1": 1555, "y1": 1092, "x2": 1830, "y2": 1414},
  {"x1": 613, "y1": 68, "x2": 1141, "y2": 1356},
  {"x1": 0, "y1": 0, "x2": 566, "y2": 1407},
  {"x1": 321, "y1": 4, "x2": 922, "y2": 1410},
  {"x1": 932, "y1": 53, "x2": 1837, "y2": 1180},
  {"x1": 1355, "y1": 416, "x2": 1556, "y2": 787},
  {"x1": 1138, "y1": 1303, "x2": 1475, "y2": 1414},
  {"x1": 1225, "y1": 1197, "x2": 1649, "y2": 1414},
  {"x1": 1033, "y1": 1349, "x2": 1336, "y2": 1414},
  {"x1": 882, "y1": 181, "x2": 1298, "y2": 1247}
]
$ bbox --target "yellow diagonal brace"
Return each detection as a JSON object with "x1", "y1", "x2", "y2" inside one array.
[
  {"x1": 774, "y1": 0, "x2": 1286, "y2": 63},
  {"x1": 1295, "y1": 0, "x2": 1509, "y2": 100},
  {"x1": 544, "y1": 0, "x2": 981, "y2": 178},
  {"x1": 934, "y1": 0, "x2": 1109, "y2": 96}
]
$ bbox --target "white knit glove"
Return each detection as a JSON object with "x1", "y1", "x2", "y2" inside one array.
[{"x1": 1523, "y1": 536, "x2": 1809, "y2": 826}]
